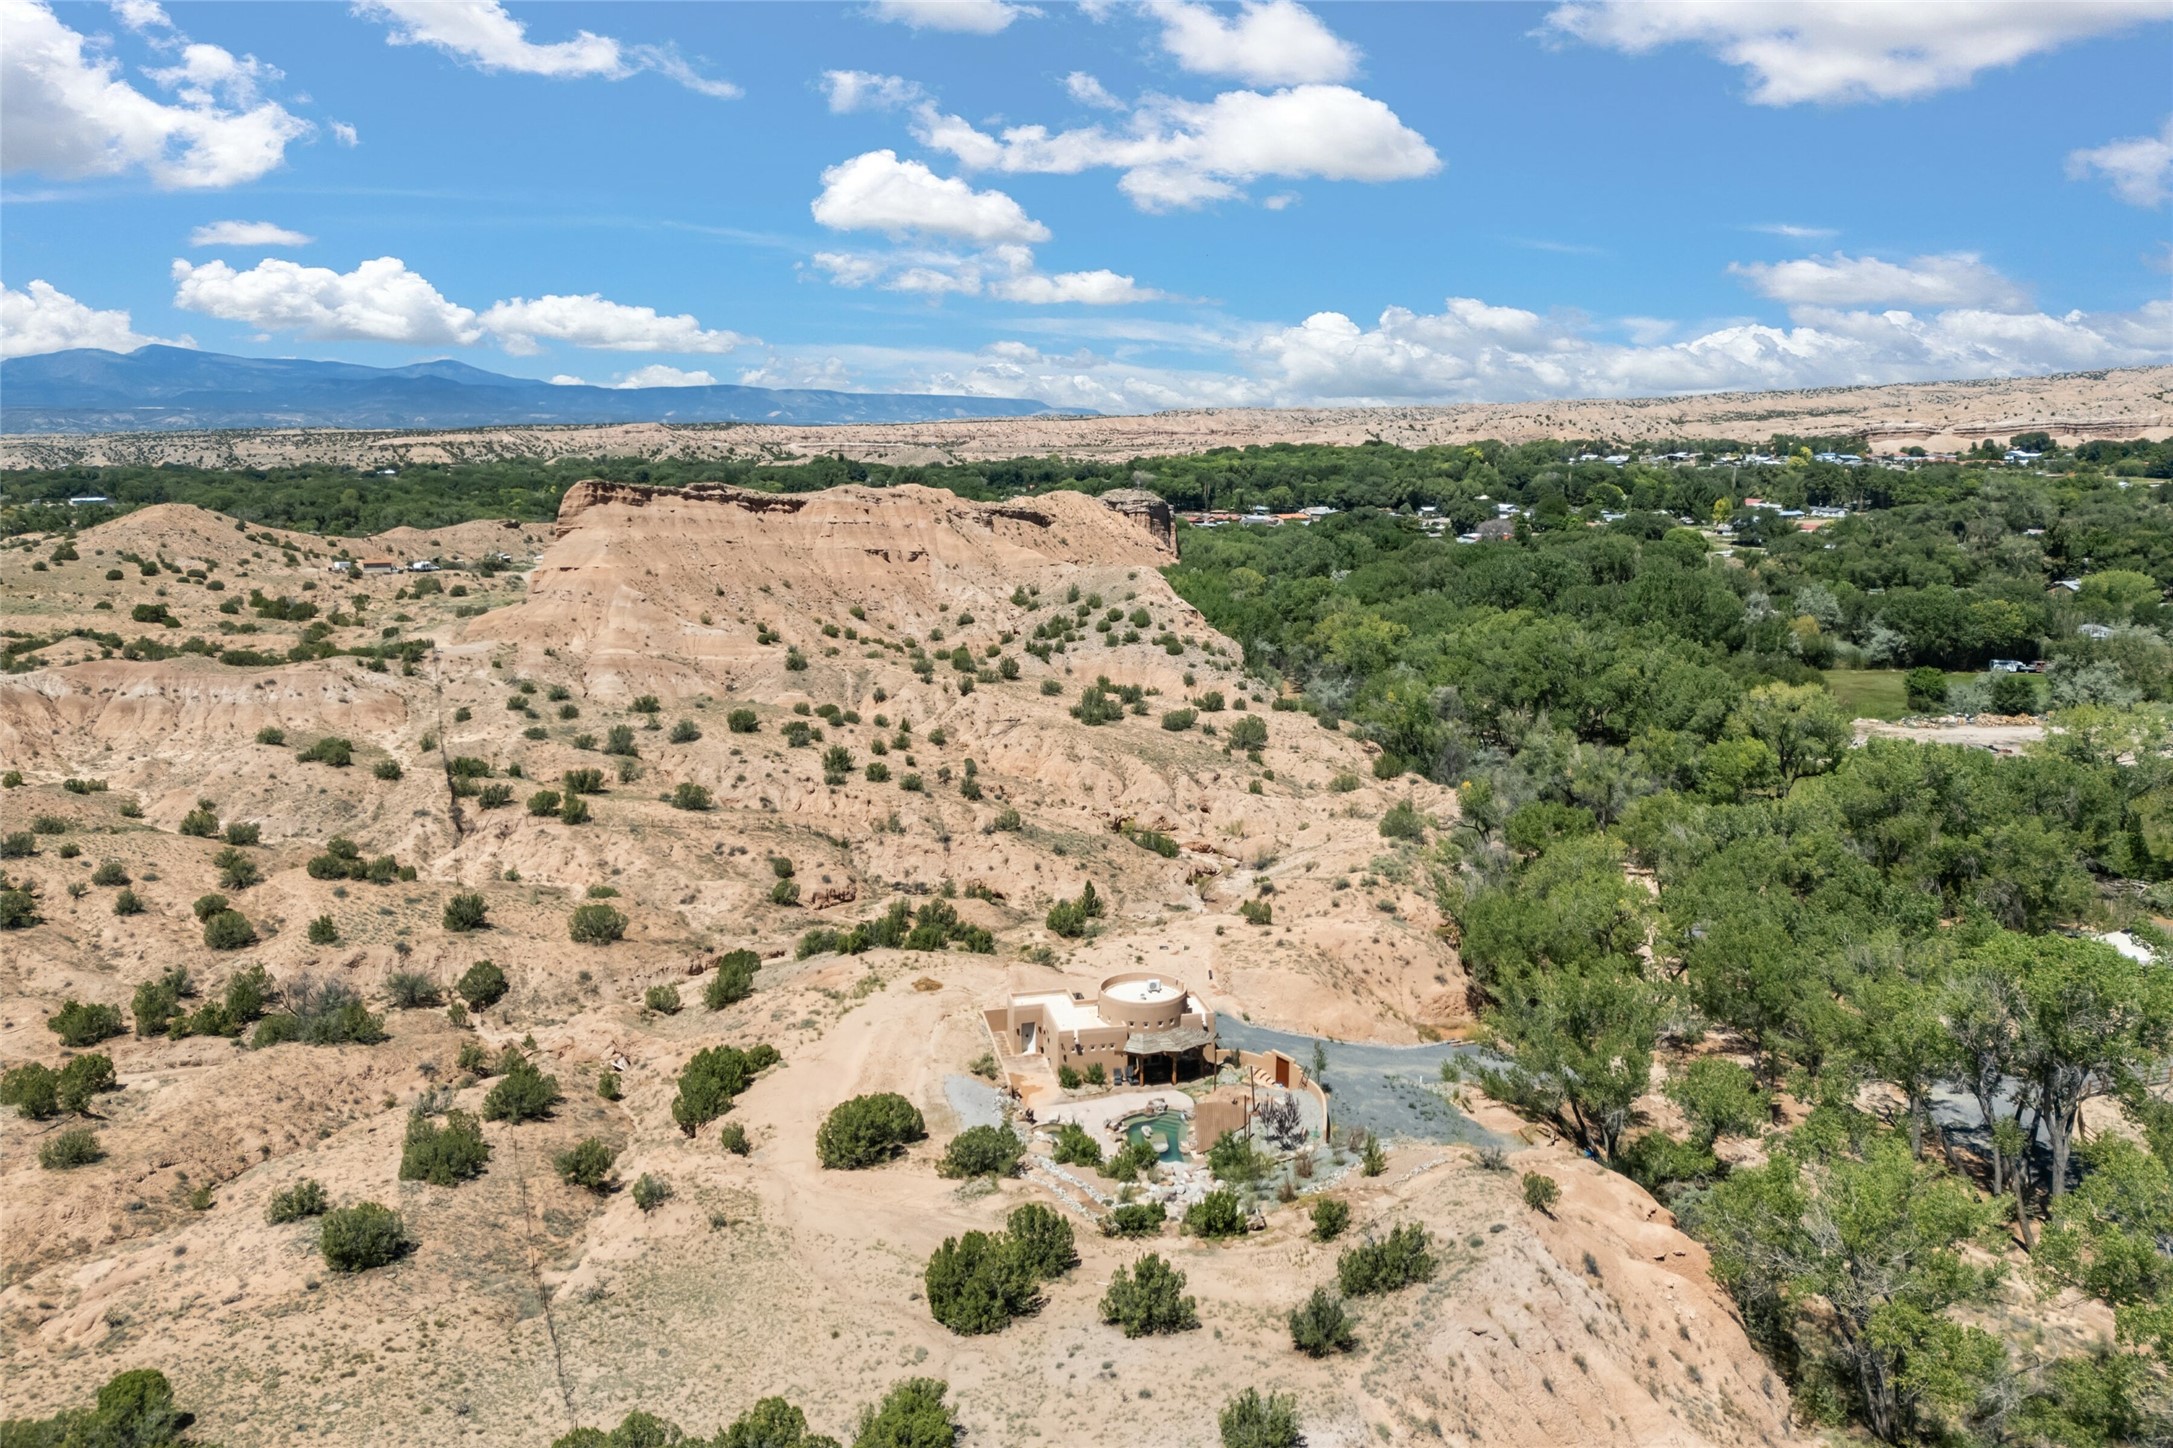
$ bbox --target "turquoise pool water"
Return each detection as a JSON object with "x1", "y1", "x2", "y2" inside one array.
[{"x1": 1122, "y1": 1111, "x2": 1188, "y2": 1163}]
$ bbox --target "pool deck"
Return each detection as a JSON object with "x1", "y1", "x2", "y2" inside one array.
[{"x1": 1037, "y1": 1090, "x2": 1195, "y2": 1154}]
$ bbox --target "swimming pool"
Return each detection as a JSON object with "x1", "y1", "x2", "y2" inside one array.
[{"x1": 1120, "y1": 1110, "x2": 1188, "y2": 1163}]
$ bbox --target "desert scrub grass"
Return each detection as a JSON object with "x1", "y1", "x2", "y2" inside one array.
[
  {"x1": 441, "y1": 891, "x2": 489, "y2": 932},
  {"x1": 266, "y1": 1178, "x2": 328, "y2": 1224},
  {"x1": 1336, "y1": 1222, "x2": 1436, "y2": 1297},
  {"x1": 555, "y1": 1137, "x2": 618, "y2": 1192},
  {"x1": 456, "y1": 959, "x2": 507, "y2": 1008},
  {"x1": 386, "y1": 970, "x2": 439, "y2": 1008},
  {"x1": 704, "y1": 948, "x2": 759, "y2": 1008},
  {"x1": 399, "y1": 1109, "x2": 492, "y2": 1185},
  {"x1": 817, "y1": 1092, "x2": 925, "y2": 1169},
  {"x1": 40, "y1": 1127, "x2": 105, "y2": 1170},
  {"x1": 1289, "y1": 1287, "x2": 1357, "y2": 1357},
  {"x1": 1099, "y1": 1253, "x2": 1198, "y2": 1337},
  {"x1": 481, "y1": 1054, "x2": 561, "y2": 1124},
  {"x1": 320, "y1": 1201, "x2": 407, "y2": 1272},
  {"x1": 569, "y1": 902, "x2": 627, "y2": 944},
  {"x1": 644, "y1": 983, "x2": 683, "y2": 1015}
]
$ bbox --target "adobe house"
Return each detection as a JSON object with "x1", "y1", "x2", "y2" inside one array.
[{"x1": 984, "y1": 972, "x2": 1215, "y2": 1085}]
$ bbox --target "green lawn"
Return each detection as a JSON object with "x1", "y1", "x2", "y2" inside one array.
[{"x1": 1820, "y1": 668, "x2": 1977, "y2": 720}]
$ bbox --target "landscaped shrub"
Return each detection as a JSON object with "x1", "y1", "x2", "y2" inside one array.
[
  {"x1": 481, "y1": 1055, "x2": 561, "y2": 1123},
  {"x1": 1219, "y1": 1389, "x2": 1301, "y2": 1448},
  {"x1": 1100, "y1": 1138, "x2": 1160, "y2": 1182},
  {"x1": 817, "y1": 1092, "x2": 926, "y2": 1169},
  {"x1": 1184, "y1": 1188, "x2": 1247, "y2": 1239},
  {"x1": 1099, "y1": 1253, "x2": 1198, "y2": 1337},
  {"x1": 441, "y1": 891, "x2": 490, "y2": 933},
  {"x1": 320, "y1": 1201, "x2": 406, "y2": 1271},
  {"x1": 1309, "y1": 1196, "x2": 1351, "y2": 1241},
  {"x1": 671, "y1": 1043, "x2": 776, "y2": 1135},
  {"x1": 704, "y1": 948, "x2": 759, "y2": 1008},
  {"x1": 48, "y1": 999, "x2": 124, "y2": 1047},
  {"x1": 1052, "y1": 1121, "x2": 1104, "y2": 1168},
  {"x1": 569, "y1": 903, "x2": 628, "y2": 945},
  {"x1": 399, "y1": 1109, "x2": 492, "y2": 1185},
  {"x1": 1208, "y1": 1130, "x2": 1268, "y2": 1185},
  {"x1": 1104, "y1": 1202, "x2": 1166, "y2": 1237},
  {"x1": 555, "y1": 1137, "x2": 618, "y2": 1192},
  {"x1": 937, "y1": 1124, "x2": 1023, "y2": 1179},
  {"x1": 1336, "y1": 1223, "x2": 1436, "y2": 1296},
  {"x1": 456, "y1": 959, "x2": 508, "y2": 1009},
  {"x1": 40, "y1": 1127, "x2": 105, "y2": 1169},
  {"x1": 202, "y1": 908, "x2": 257, "y2": 950},
  {"x1": 924, "y1": 1230, "x2": 1038, "y2": 1335},
  {"x1": 266, "y1": 1178, "x2": 328, "y2": 1224},
  {"x1": 1289, "y1": 1287, "x2": 1356, "y2": 1357}
]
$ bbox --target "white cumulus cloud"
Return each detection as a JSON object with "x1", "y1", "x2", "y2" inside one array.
[
  {"x1": 915, "y1": 82, "x2": 1438, "y2": 210},
  {"x1": 355, "y1": 0, "x2": 738, "y2": 96},
  {"x1": 812, "y1": 149, "x2": 1050, "y2": 244},
  {"x1": 1147, "y1": 0, "x2": 1358, "y2": 86},
  {"x1": 1247, "y1": 295, "x2": 2173, "y2": 405},
  {"x1": 479, "y1": 293, "x2": 749, "y2": 356},
  {"x1": 2, "y1": 0, "x2": 312, "y2": 188},
  {"x1": 1541, "y1": 1, "x2": 2173, "y2": 106},
  {"x1": 170, "y1": 255, "x2": 483, "y2": 344},
  {"x1": 2068, "y1": 116, "x2": 2173, "y2": 206},
  {"x1": 822, "y1": 70, "x2": 925, "y2": 112},
  {"x1": 2, "y1": 278, "x2": 183, "y2": 357},
  {"x1": 1064, "y1": 71, "x2": 1124, "y2": 109},
  {"x1": 189, "y1": 219, "x2": 313, "y2": 247},
  {"x1": 810, "y1": 241, "x2": 1165, "y2": 305},
  {"x1": 866, "y1": 0, "x2": 1034, "y2": 34},
  {"x1": 1728, "y1": 252, "x2": 2030, "y2": 310}
]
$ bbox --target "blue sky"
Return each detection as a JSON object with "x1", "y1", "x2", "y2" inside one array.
[{"x1": 4, "y1": 0, "x2": 2170, "y2": 410}]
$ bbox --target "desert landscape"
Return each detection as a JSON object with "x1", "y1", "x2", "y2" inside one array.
[
  {"x1": 0, "y1": 481, "x2": 1802, "y2": 1447},
  {"x1": 5, "y1": 364, "x2": 2167, "y2": 474}
]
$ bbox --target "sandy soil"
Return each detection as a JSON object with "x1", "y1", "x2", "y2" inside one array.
[{"x1": 0, "y1": 484, "x2": 1803, "y2": 1446}]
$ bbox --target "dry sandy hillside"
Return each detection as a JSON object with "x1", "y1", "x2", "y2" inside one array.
[
  {"x1": 1, "y1": 483, "x2": 1802, "y2": 1447},
  {"x1": 4, "y1": 364, "x2": 2166, "y2": 472}
]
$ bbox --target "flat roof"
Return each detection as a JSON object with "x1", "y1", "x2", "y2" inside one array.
[
  {"x1": 1103, "y1": 976, "x2": 1185, "y2": 1005},
  {"x1": 1012, "y1": 990, "x2": 1103, "y2": 1034}
]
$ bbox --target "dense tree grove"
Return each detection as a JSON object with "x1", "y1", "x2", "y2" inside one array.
[{"x1": 1154, "y1": 443, "x2": 2173, "y2": 1445}]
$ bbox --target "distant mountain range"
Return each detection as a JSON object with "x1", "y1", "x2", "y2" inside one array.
[{"x1": 0, "y1": 347, "x2": 1087, "y2": 433}]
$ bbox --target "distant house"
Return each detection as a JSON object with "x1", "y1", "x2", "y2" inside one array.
[
  {"x1": 407, "y1": 559, "x2": 438, "y2": 572},
  {"x1": 2005, "y1": 449, "x2": 2043, "y2": 464},
  {"x1": 1989, "y1": 659, "x2": 2030, "y2": 673},
  {"x1": 67, "y1": 494, "x2": 112, "y2": 506},
  {"x1": 2051, "y1": 578, "x2": 2082, "y2": 593},
  {"x1": 359, "y1": 558, "x2": 401, "y2": 576},
  {"x1": 2079, "y1": 623, "x2": 2115, "y2": 641},
  {"x1": 985, "y1": 973, "x2": 1215, "y2": 1086}
]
